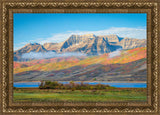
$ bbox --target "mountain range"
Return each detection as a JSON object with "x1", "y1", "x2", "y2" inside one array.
[
  {"x1": 14, "y1": 34, "x2": 146, "y2": 61},
  {"x1": 14, "y1": 34, "x2": 147, "y2": 82}
]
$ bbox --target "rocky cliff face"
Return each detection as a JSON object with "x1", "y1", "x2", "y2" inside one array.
[
  {"x1": 43, "y1": 43, "x2": 61, "y2": 52},
  {"x1": 14, "y1": 34, "x2": 146, "y2": 61},
  {"x1": 118, "y1": 37, "x2": 146, "y2": 49},
  {"x1": 14, "y1": 43, "x2": 47, "y2": 61},
  {"x1": 57, "y1": 34, "x2": 145, "y2": 55},
  {"x1": 59, "y1": 34, "x2": 120, "y2": 55},
  {"x1": 60, "y1": 34, "x2": 96, "y2": 52}
]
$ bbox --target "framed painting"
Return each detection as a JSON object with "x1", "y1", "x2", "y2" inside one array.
[{"x1": 0, "y1": 0, "x2": 160, "y2": 114}]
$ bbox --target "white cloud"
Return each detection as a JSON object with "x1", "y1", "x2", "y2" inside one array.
[
  {"x1": 21, "y1": 51, "x2": 87, "y2": 59},
  {"x1": 108, "y1": 48, "x2": 122, "y2": 58},
  {"x1": 14, "y1": 42, "x2": 28, "y2": 51},
  {"x1": 38, "y1": 27, "x2": 146, "y2": 44},
  {"x1": 39, "y1": 33, "x2": 71, "y2": 44}
]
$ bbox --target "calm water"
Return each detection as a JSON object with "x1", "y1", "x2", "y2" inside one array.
[
  {"x1": 14, "y1": 81, "x2": 147, "y2": 88},
  {"x1": 14, "y1": 82, "x2": 41, "y2": 88}
]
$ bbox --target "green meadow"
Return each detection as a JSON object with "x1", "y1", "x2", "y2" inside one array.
[{"x1": 13, "y1": 88, "x2": 147, "y2": 102}]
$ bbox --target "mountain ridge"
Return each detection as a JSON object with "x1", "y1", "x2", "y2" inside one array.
[{"x1": 14, "y1": 34, "x2": 146, "y2": 61}]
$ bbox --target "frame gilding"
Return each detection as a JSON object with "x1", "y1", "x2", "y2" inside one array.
[{"x1": 0, "y1": 0, "x2": 159, "y2": 114}]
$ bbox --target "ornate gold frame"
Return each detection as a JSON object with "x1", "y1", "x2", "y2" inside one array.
[{"x1": 0, "y1": 0, "x2": 159, "y2": 114}]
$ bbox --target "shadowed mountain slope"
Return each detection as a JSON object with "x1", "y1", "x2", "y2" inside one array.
[{"x1": 14, "y1": 47, "x2": 147, "y2": 82}]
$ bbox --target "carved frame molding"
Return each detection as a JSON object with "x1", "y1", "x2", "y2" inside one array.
[{"x1": 0, "y1": 1, "x2": 159, "y2": 114}]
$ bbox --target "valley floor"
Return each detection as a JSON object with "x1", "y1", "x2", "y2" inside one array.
[{"x1": 13, "y1": 88, "x2": 147, "y2": 102}]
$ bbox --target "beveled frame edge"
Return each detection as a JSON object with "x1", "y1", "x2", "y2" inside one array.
[{"x1": 0, "y1": 0, "x2": 159, "y2": 114}]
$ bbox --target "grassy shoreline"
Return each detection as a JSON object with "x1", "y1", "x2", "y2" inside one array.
[
  {"x1": 14, "y1": 81, "x2": 147, "y2": 83},
  {"x1": 14, "y1": 88, "x2": 147, "y2": 102}
]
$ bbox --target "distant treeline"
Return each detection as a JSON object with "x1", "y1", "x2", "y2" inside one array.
[{"x1": 39, "y1": 81, "x2": 115, "y2": 90}]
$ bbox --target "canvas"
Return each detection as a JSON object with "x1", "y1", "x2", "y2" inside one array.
[{"x1": 13, "y1": 13, "x2": 147, "y2": 102}]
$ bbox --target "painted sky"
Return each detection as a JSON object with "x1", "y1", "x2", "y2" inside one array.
[{"x1": 14, "y1": 13, "x2": 147, "y2": 50}]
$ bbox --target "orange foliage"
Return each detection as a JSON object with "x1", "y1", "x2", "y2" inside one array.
[{"x1": 14, "y1": 47, "x2": 146, "y2": 74}]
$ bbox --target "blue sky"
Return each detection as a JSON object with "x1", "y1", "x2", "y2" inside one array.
[{"x1": 14, "y1": 13, "x2": 147, "y2": 50}]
